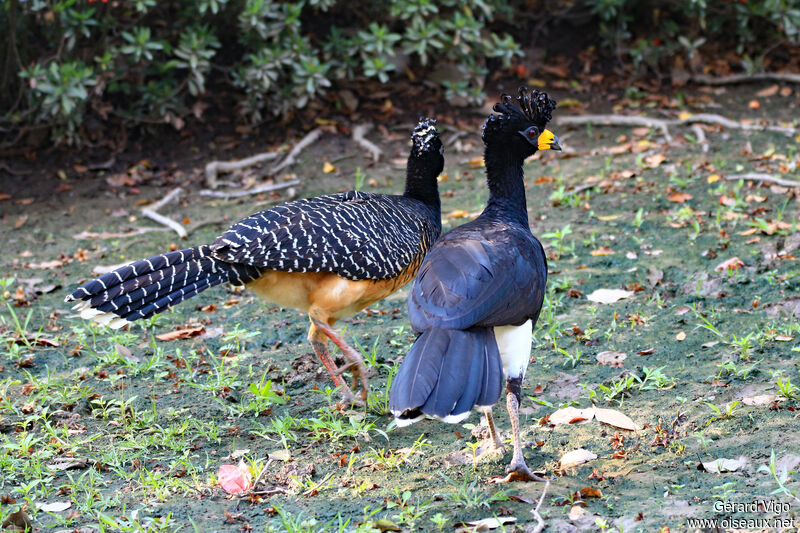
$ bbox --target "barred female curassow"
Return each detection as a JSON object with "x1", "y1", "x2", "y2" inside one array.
[
  {"x1": 390, "y1": 89, "x2": 559, "y2": 481},
  {"x1": 66, "y1": 118, "x2": 444, "y2": 404}
]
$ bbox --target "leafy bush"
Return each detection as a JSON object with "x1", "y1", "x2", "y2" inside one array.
[
  {"x1": 1, "y1": 0, "x2": 798, "y2": 147},
  {"x1": 0, "y1": 0, "x2": 522, "y2": 146}
]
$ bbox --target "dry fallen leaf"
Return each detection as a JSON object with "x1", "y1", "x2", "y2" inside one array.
[
  {"x1": 643, "y1": 153, "x2": 666, "y2": 168},
  {"x1": 156, "y1": 325, "x2": 206, "y2": 341},
  {"x1": 676, "y1": 331, "x2": 686, "y2": 341},
  {"x1": 707, "y1": 174, "x2": 720, "y2": 183},
  {"x1": 701, "y1": 456, "x2": 747, "y2": 473},
  {"x1": 549, "y1": 406, "x2": 595, "y2": 426},
  {"x1": 468, "y1": 156, "x2": 484, "y2": 168},
  {"x1": 591, "y1": 247, "x2": 615, "y2": 256},
  {"x1": 577, "y1": 487, "x2": 603, "y2": 499},
  {"x1": 322, "y1": 161, "x2": 336, "y2": 173},
  {"x1": 741, "y1": 394, "x2": 776, "y2": 406},
  {"x1": 667, "y1": 192, "x2": 693, "y2": 203},
  {"x1": 586, "y1": 289, "x2": 634, "y2": 304},
  {"x1": 463, "y1": 517, "x2": 517, "y2": 530},
  {"x1": 568, "y1": 505, "x2": 587, "y2": 521},
  {"x1": 715, "y1": 257, "x2": 744, "y2": 272},
  {"x1": 595, "y1": 407, "x2": 640, "y2": 431},
  {"x1": 34, "y1": 501, "x2": 71, "y2": 513},
  {"x1": 27, "y1": 259, "x2": 66, "y2": 269},
  {"x1": 47, "y1": 457, "x2": 89, "y2": 471},
  {"x1": 756, "y1": 84, "x2": 779, "y2": 97},
  {"x1": 218, "y1": 459, "x2": 253, "y2": 494},
  {"x1": 448, "y1": 209, "x2": 470, "y2": 219},
  {"x1": 560, "y1": 448, "x2": 597, "y2": 469},
  {"x1": 269, "y1": 449, "x2": 292, "y2": 461},
  {"x1": 775, "y1": 334, "x2": 793, "y2": 342},
  {"x1": 596, "y1": 351, "x2": 627, "y2": 366}
]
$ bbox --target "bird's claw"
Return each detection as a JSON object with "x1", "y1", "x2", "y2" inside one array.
[
  {"x1": 339, "y1": 352, "x2": 369, "y2": 402},
  {"x1": 335, "y1": 389, "x2": 365, "y2": 409},
  {"x1": 498, "y1": 461, "x2": 546, "y2": 483}
]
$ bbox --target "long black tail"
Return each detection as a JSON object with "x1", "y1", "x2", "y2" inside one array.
[
  {"x1": 65, "y1": 245, "x2": 261, "y2": 328},
  {"x1": 389, "y1": 327, "x2": 503, "y2": 426}
]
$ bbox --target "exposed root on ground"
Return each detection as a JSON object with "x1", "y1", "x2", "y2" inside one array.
[
  {"x1": 558, "y1": 112, "x2": 798, "y2": 143},
  {"x1": 690, "y1": 72, "x2": 800, "y2": 85},
  {"x1": 527, "y1": 478, "x2": 550, "y2": 533},
  {"x1": 204, "y1": 128, "x2": 322, "y2": 188},
  {"x1": 199, "y1": 180, "x2": 300, "y2": 199},
  {"x1": 352, "y1": 124, "x2": 382, "y2": 162},
  {"x1": 140, "y1": 187, "x2": 186, "y2": 239},
  {"x1": 723, "y1": 173, "x2": 800, "y2": 188}
]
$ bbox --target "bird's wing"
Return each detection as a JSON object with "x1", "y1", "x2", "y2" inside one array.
[
  {"x1": 210, "y1": 192, "x2": 436, "y2": 281},
  {"x1": 408, "y1": 228, "x2": 546, "y2": 331}
]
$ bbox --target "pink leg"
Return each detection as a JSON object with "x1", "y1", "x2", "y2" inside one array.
[{"x1": 310, "y1": 318, "x2": 369, "y2": 402}]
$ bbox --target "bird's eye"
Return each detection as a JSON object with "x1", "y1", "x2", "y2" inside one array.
[{"x1": 526, "y1": 127, "x2": 538, "y2": 137}]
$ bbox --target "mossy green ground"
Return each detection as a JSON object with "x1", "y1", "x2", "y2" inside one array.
[{"x1": 2, "y1": 90, "x2": 799, "y2": 532}]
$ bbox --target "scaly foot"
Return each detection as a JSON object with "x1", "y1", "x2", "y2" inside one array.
[
  {"x1": 498, "y1": 460, "x2": 546, "y2": 483},
  {"x1": 311, "y1": 318, "x2": 370, "y2": 402}
]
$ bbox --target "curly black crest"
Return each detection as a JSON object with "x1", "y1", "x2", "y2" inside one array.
[
  {"x1": 482, "y1": 87, "x2": 557, "y2": 142},
  {"x1": 411, "y1": 117, "x2": 440, "y2": 155}
]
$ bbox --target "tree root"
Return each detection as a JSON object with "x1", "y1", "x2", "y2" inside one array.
[
  {"x1": 271, "y1": 128, "x2": 323, "y2": 174},
  {"x1": 557, "y1": 112, "x2": 798, "y2": 143},
  {"x1": 140, "y1": 187, "x2": 186, "y2": 239},
  {"x1": 559, "y1": 114, "x2": 673, "y2": 141},
  {"x1": 205, "y1": 151, "x2": 281, "y2": 189},
  {"x1": 199, "y1": 179, "x2": 300, "y2": 199},
  {"x1": 352, "y1": 124, "x2": 382, "y2": 162},
  {"x1": 527, "y1": 478, "x2": 550, "y2": 533},
  {"x1": 204, "y1": 128, "x2": 322, "y2": 188},
  {"x1": 723, "y1": 173, "x2": 800, "y2": 188},
  {"x1": 690, "y1": 72, "x2": 800, "y2": 85}
]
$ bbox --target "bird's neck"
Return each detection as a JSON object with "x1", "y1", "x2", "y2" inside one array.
[
  {"x1": 483, "y1": 143, "x2": 528, "y2": 225},
  {"x1": 403, "y1": 157, "x2": 441, "y2": 211}
]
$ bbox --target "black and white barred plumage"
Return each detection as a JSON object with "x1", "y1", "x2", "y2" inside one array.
[
  {"x1": 65, "y1": 118, "x2": 443, "y2": 328},
  {"x1": 211, "y1": 191, "x2": 439, "y2": 281},
  {"x1": 66, "y1": 246, "x2": 261, "y2": 327}
]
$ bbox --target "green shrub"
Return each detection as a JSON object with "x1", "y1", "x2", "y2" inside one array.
[
  {"x1": 1, "y1": 0, "x2": 798, "y2": 147},
  {"x1": 0, "y1": 0, "x2": 522, "y2": 146}
]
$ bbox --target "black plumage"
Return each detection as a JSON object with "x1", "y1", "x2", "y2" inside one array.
[
  {"x1": 66, "y1": 118, "x2": 444, "y2": 402},
  {"x1": 390, "y1": 88, "x2": 559, "y2": 480}
]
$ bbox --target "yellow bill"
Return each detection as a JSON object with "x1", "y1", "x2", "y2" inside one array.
[{"x1": 537, "y1": 129, "x2": 561, "y2": 151}]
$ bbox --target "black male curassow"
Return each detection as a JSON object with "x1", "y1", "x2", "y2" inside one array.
[
  {"x1": 66, "y1": 118, "x2": 444, "y2": 404},
  {"x1": 390, "y1": 89, "x2": 560, "y2": 481}
]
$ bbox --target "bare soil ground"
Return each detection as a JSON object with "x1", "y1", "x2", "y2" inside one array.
[{"x1": 1, "y1": 84, "x2": 800, "y2": 532}]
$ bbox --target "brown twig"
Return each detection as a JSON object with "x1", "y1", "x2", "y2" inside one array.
[{"x1": 301, "y1": 472, "x2": 334, "y2": 497}]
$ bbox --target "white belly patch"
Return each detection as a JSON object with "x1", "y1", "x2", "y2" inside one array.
[{"x1": 493, "y1": 320, "x2": 532, "y2": 379}]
